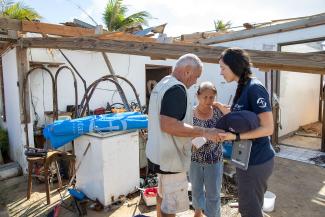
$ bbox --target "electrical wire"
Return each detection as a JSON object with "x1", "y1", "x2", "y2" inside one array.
[{"x1": 65, "y1": 0, "x2": 98, "y2": 26}]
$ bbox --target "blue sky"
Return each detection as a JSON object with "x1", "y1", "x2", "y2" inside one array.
[{"x1": 23, "y1": 0, "x2": 325, "y2": 36}]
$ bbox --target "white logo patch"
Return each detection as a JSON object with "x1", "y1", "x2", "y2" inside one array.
[
  {"x1": 233, "y1": 104, "x2": 244, "y2": 111},
  {"x1": 257, "y1": 97, "x2": 267, "y2": 108}
]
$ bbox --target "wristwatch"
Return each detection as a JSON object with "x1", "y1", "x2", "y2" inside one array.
[{"x1": 235, "y1": 133, "x2": 240, "y2": 141}]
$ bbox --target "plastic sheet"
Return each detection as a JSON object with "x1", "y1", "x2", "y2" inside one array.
[{"x1": 43, "y1": 112, "x2": 147, "y2": 148}]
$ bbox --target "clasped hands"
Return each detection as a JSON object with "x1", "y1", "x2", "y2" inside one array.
[{"x1": 203, "y1": 128, "x2": 235, "y2": 143}]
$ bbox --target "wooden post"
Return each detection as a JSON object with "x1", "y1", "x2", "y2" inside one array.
[
  {"x1": 319, "y1": 75, "x2": 323, "y2": 122},
  {"x1": 320, "y1": 85, "x2": 325, "y2": 152},
  {"x1": 0, "y1": 58, "x2": 6, "y2": 122},
  {"x1": 16, "y1": 46, "x2": 30, "y2": 124}
]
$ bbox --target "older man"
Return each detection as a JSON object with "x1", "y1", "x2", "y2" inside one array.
[{"x1": 146, "y1": 53, "x2": 220, "y2": 217}]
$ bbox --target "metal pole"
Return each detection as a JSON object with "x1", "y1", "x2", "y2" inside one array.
[{"x1": 101, "y1": 52, "x2": 131, "y2": 111}]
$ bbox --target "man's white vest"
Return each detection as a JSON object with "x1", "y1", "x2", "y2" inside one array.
[{"x1": 146, "y1": 75, "x2": 193, "y2": 173}]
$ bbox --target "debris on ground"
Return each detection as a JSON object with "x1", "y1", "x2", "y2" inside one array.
[{"x1": 309, "y1": 154, "x2": 325, "y2": 167}]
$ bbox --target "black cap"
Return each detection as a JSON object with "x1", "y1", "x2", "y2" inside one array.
[{"x1": 215, "y1": 110, "x2": 259, "y2": 133}]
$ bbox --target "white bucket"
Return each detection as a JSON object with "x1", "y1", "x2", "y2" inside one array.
[{"x1": 263, "y1": 191, "x2": 276, "y2": 212}]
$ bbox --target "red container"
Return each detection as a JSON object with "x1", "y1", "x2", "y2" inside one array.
[
  {"x1": 94, "y1": 107, "x2": 106, "y2": 115},
  {"x1": 143, "y1": 187, "x2": 158, "y2": 206}
]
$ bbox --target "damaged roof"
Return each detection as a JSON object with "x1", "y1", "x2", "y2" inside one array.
[{"x1": 0, "y1": 15, "x2": 325, "y2": 74}]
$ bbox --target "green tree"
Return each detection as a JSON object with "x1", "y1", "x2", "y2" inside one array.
[
  {"x1": 103, "y1": 0, "x2": 151, "y2": 31},
  {"x1": 214, "y1": 20, "x2": 231, "y2": 32},
  {"x1": 0, "y1": 0, "x2": 41, "y2": 20}
]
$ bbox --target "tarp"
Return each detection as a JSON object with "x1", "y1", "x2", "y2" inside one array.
[{"x1": 43, "y1": 112, "x2": 148, "y2": 148}]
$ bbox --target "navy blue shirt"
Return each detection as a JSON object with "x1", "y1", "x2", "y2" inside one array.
[{"x1": 232, "y1": 78, "x2": 275, "y2": 165}]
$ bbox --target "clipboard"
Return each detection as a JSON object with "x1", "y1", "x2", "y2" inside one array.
[{"x1": 231, "y1": 140, "x2": 252, "y2": 170}]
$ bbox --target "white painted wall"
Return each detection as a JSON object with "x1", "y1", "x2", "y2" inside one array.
[
  {"x1": 279, "y1": 44, "x2": 321, "y2": 136},
  {"x1": 2, "y1": 48, "x2": 33, "y2": 172},
  {"x1": 212, "y1": 25, "x2": 325, "y2": 137},
  {"x1": 27, "y1": 49, "x2": 223, "y2": 127},
  {"x1": 2, "y1": 47, "x2": 223, "y2": 171}
]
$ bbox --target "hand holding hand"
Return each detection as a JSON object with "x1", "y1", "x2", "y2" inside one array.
[
  {"x1": 217, "y1": 132, "x2": 236, "y2": 142},
  {"x1": 203, "y1": 128, "x2": 225, "y2": 142}
]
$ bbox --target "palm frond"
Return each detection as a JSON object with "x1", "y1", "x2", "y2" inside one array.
[
  {"x1": 1, "y1": 2, "x2": 41, "y2": 20},
  {"x1": 214, "y1": 19, "x2": 231, "y2": 32},
  {"x1": 103, "y1": 0, "x2": 151, "y2": 31}
]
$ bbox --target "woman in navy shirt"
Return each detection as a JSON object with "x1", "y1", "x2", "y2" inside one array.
[{"x1": 216, "y1": 48, "x2": 275, "y2": 217}]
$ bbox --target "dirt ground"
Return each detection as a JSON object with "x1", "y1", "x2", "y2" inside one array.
[
  {"x1": 280, "y1": 122, "x2": 322, "y2": 151},
  {"x1": 0, "y1": 157, "x2": 324, "y2": 217},
  {"x1": 280, "y1": 135, "x2": 321, "y2": 151}
]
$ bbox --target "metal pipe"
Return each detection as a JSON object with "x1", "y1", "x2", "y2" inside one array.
[
  {"x1": 101, "y1": 52, "x2": 131, "y2": 111},
  {"x1": 59, "y1": 49, "x2": 89, "y2": 114},
  {"x1": 54, "y1": 66, "x2": 79, "y2": 118},
  {"x1": 100, "y1": 75, "x2": 143, "y2": 112},
  {"x1": 79, "y1": 77, "x2": 128, "y2": 117},
  {"x1": 23, "y1": 66, "x2": 56, "y2": 147}
]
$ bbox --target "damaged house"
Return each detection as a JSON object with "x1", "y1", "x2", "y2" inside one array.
[{"x1": 0, "y1": 13, "x2": 324, "y2": 209}]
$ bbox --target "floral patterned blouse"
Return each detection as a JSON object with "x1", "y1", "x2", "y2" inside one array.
[{"x1": 191, "y1": 107, "x2": 223, "y2": 164}]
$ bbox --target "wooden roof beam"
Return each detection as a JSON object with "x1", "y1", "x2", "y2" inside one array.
[
  {"x1": 0, "y1": 18, "x2": 21, "y2": 31},
  {"x1": 21, "y1": 20, "x2": 95, "y2": 37},
  {"x1": 200, "y1": 13, "x2": 325, "y2": 45},
  {"x1": 18, "y1": 37, "x2": 325, "y2": 74},
  {"x1": 0, "y1": 17, "x2": 96, "y2": 37}
]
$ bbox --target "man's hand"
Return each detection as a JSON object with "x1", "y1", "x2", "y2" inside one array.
[
  {"x1": 217, "y1": 132, "x2": 236, "y2": 142},
  {"x1": 203, "y1": 128, "x2": 225, "y2": 142}
]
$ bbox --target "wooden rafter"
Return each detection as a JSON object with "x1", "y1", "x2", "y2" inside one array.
[
  {"x1": 200, "y1": 13, "x2": 325, "y2": 45},
  {"x1": 19, "y1": 37, "x2": 325, "y2": 74},
  {"x1": 22, "y1": 20, "x2": 95, "y2": 37},
  {"x1": 93, "y1": 32, "x2": 156, "y2": 42},
  {"x1": 0, "y1": 18, "x2": 21, "y2": 31},
  {"x1": 0, "y1": 18, "x2": 96, "y2": 37}
]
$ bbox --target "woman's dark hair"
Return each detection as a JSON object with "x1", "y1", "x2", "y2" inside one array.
[
  {"x1": 197, "y1": 81, "x2": 217, "y2": 95},
  {"x1": 219, "y1": 47, "x2": 252, "y2": 106}
]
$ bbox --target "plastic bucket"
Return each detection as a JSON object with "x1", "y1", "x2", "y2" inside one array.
[
  {"x1": 143, "y1": 187, "x2": 158, "y2": 206},
  {"x1": 263, "y1": 191, "x2": 276, "y2": 212}
]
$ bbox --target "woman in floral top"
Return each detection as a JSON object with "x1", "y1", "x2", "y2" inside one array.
[{"x1": 190, "y1": 81, "x2": 223, "y2": 217}]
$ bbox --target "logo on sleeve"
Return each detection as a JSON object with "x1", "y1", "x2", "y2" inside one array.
[
  {"x1": 233, "y1": 104, "x2": 244, "y2": 111},
  {"x1": 257, "y1": 98, "x2": 267, "y2": 108}
]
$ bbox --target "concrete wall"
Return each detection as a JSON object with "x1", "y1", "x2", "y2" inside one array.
[
  {"x1": 279, "y1": 43, "x2": 321, "y2": 136},
  {"x1": 27, "y1": 49, "x2": 225, "y2": 127},
  {"x1": 1, "y1": 47, "x2": 225, "y2": 170},
  {"x1": 213, "y1": 24, "x2": 325, "y2": 137},
  {"x1": 2, "y1": 48, "x2": 33, "y2": 171}
]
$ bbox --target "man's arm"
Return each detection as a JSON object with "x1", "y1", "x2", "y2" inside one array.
[{"x1": 160, "y1": 115, "x2": 223, "y2": 141}]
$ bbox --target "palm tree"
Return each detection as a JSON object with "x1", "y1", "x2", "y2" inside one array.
[
  {"x1": 214, "y1": 20, "x2": 231, "y2": 32},
  {"x1": 0, "y1": 0, "x2": 41, "y2": 20},
  {"x1": 103, "y1": 0, "x2": 151, "y2": 31}
]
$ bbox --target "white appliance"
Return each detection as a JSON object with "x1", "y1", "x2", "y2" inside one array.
[{"x1": 74, "y1": 130, "x2": 140, "y2": 205}]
